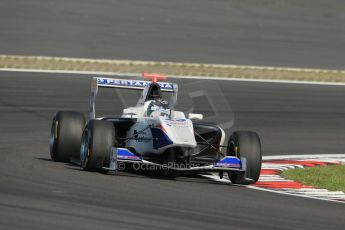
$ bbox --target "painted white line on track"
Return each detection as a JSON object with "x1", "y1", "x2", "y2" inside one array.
[
  {"x1": 1, "y1": 68, "x2": 345, "y2": 86},
  {"x1": 248, "y1": 186, "x2": 345, "y2": 204}
]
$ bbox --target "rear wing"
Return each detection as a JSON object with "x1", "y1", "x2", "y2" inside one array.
[
  {"x1": 90, "y1": 77, "x2": 178, "y2": 120},
  {"x1": 95, "y1": 77, "x2": 176, "y2": 92}
]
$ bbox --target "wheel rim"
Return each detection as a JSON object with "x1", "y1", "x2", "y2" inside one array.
[
  {"x1": 80, "y1": 128, "x2": 90, "y2": 166},
  {"x1": 227, "y1": 139, "x2": 239, "y2": 157}
]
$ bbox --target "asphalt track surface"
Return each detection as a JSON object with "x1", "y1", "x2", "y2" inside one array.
[
  {"x1": 1, "y1": 0, "x2": 345, "y2": 69},
  {"x1": 1, "y1": 71, "x2": 345, "y2": 230}
]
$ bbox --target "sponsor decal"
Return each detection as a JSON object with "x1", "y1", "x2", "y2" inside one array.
[
  {"x1": 133, "y1": 130, "x2": 150, "y2": 143},
  {"x1": 216, "y1": 163, "x2": 241, "y2": 167},
  {"x1": 97, "y1": 78, "x2": 173, "y2": 89},
  {"x1": 150, "y1": 127, "x2": 173, "y2": 149},
  {"x1": 117, "y1": 148, "x2": 142, "y2": 161},
  {"x1": 215, "y1": 157, "x2": 241, "y2": 168},
  {"x1": 163, "y1": 119, "x2": 191, "y2": 127}
]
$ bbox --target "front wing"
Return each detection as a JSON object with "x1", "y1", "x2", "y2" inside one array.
[{"x1": 102, "y1": 147, "x2": 247, "y2": 173}]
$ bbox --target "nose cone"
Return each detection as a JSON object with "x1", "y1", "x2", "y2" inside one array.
[{"x1": 161, "y1": 118, "x2": 197, "y2": 148}]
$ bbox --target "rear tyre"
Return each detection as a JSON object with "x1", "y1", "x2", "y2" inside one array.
[
  {"x1": 50, "y1": 111, "x2": 85, "y2": 162},
  {"x1": 80, "y1": 120, "x2": 115, "y2": 171},
  {"x1": 227, "y1": 131, "x2": 262, "y2": 185}
]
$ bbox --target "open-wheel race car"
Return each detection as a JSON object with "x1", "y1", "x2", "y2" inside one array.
[{"x1": 49, "y1": 73, "x2": 262, "y2": 184}]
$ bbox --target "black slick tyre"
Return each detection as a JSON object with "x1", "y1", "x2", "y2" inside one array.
[
  {"x1": 227, "y1": 131, "x2": 262, "y2": 185},
  {"x1": 80, "y1": 120, "x2": 115, "y2": 171},
  {"x1": 50, "y1": 111, "x2": 85, "y2": 162}
]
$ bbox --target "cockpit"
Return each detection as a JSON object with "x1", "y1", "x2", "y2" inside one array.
[
  {"x1": 119, "y1": 74, "x2": 179, "y2": 119},
  {"x1": 144, "y1": 83, "x2": 171, "y2": 118}
]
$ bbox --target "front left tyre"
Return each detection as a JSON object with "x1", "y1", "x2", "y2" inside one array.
[
  {"x1": 50, "y1": 111, "x2": 85, "y2": 162},
  {"x1": 80, "y1": 120, "x2": 115, "y2": 171}
]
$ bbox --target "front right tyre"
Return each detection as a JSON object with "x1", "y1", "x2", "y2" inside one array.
[{"x1": 226, "y1": 131, "x2": 262, "y2": 185}]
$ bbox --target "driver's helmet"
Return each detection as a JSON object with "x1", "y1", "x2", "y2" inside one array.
[{"x1": 147, "y1": 84, "x2": 162, "y2": 100}]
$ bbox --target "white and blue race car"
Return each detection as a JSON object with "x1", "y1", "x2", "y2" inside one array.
[{"x1": 49, "y1": 73, "x2": 262, "y2": 184}]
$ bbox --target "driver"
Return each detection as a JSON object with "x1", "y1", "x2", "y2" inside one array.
[{"x1": 146, "y1": 85, "x2": 170, "y2": 117}]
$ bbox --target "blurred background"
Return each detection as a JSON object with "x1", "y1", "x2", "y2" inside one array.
[{"x1": 1, "y1": 0, "x2": 344, "y2": 69}]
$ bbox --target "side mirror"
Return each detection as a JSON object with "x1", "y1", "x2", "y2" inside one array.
[{"x1": 188, "y1": 113, "x2": 203, "y2": 120}]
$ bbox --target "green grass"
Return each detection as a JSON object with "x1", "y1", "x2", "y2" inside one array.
[{"x1": 282, "y1": 165, "x2": 345, "y2": 192}]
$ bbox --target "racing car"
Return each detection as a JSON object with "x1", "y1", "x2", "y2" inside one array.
[{"x1": 49, "y1": 73, "x2": 262, "y2": 184}]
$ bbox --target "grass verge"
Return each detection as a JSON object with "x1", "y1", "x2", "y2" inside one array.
[
  {"x1": 1, "y1": 55, "x2": 345, "y2": 82},
  {"x1": 282, "y1": 165, "x2": 345, "y2": 192}
]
